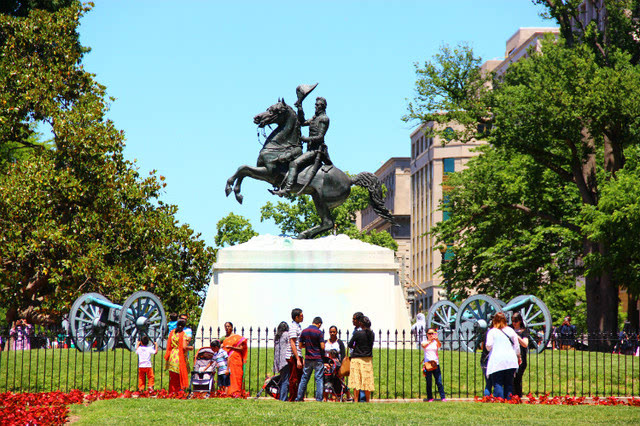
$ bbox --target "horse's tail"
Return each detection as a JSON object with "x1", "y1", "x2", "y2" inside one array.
[{"x1": 350, "y1": 172, "x2": 397, "y2": 226}]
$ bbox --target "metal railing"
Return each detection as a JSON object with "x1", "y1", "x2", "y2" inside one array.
[{"x1": 1, "y1": 326, "x2": 638, "y2": 398}]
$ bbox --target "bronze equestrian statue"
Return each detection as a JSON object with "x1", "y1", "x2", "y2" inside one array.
[{"x1": 225, "y1": 84, "x2": 396, "y2": 239}]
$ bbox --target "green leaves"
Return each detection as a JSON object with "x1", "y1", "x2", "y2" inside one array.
[
  {"x1": 215, "y1": 213, "x2": 258, "y2": 247},
  {"x1": 431, "y1": 146, "x2": 582, "y2": 304},
  {"x1": 0, "y1": 3, "x2": 214, "y2": 323},
  {"x1": 404, "y1": 43, "x2": 492, "y2": 143}
]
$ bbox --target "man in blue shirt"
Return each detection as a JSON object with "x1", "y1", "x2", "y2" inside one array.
[{"x1": 295, "y1": 317, "x2": 325, "y2": 401}]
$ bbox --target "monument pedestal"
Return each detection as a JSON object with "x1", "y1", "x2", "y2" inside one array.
[{"x1": 197, "y1": 235, "x2": 411, "y2": 340}]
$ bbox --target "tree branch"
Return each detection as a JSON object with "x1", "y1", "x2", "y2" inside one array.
[
  {"x1": 470, "y1": 202, "x2": 581, "y2": 233},
  {"x1": 523, "y1": 146, "x2": 575, "y2": 183}
]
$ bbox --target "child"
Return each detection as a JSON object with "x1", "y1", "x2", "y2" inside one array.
[
  {"x1": 136, "y1": 335, "x2": 158, "y2": 391},
  {"x1": 203, "y1": 339, "x2": 230, "y2": 393},
  {"x1": 323, "y1": 349, "x2": 341, "y2": 401}
]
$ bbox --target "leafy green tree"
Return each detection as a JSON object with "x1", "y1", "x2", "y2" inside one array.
[
  {"x1": 215, "y1": 213, "x2": 258, "y2": 247},
  {"x1": 582, "y1": 146, "x2": 640, "y2": 329},
  {"x1": 261, "y1": 185, "x2": 398, "y2": 251},
  {"x1": 0, "y1": 3, "x2": 215, "y2": 323},
  {"x1": 0, "y1": 0, "x2": 75, "y2": 17},
  {"x1": 432, "y1": 145, "x2": 582, "y2": 301},
  {"x1": 406, "y1": 2, "x2": 640, "y2": 333}
]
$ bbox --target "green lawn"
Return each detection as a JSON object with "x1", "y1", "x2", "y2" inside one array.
[
  {"x1": 68, "y1": 399, "x2": 640, "y2": 425},
  {"x1": 2, "y1": 346, "x2": 639, "y2": 398}
]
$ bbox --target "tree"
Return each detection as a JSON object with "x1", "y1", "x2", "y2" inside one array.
[
  {"x1": 433, "y1": 145, "x2": 582, "y2": 300},
  {"x1": 0, "y1": 3, "x2": 215, "y2": 323},
  {"x1": 260, "y1": 185, "x2": 398, "y2": 251},
  {"x1": 215, "y1": 213, "x2": 258, "y2": 247},
  {"x1": 582, "y1": 146, "x2": 640, "y2": 329},
  {"x1": 405, "y1": 2, "x2": 640, "y2": 333}
]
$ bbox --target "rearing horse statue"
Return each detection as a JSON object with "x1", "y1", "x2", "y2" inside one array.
[{"x1": 225, "y1": 98, "x2": 396, "y2": 239}]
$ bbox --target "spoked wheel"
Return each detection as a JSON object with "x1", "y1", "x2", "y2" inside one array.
[
  {"x1": 455, "y1": 295, "x2": 502, "y2": 352},
  {"x1": 69, "y1": 292, "x2": 117, "y2": 352},
  {"x1": 426, "y1": 300, "x2": 459, "y2": 350},
  {"x1": 119, "y1": 291, "x2": 167, "y2": 351},
  {"x1": 506, "y1": 295, "x2": 552, "y2": 354}
]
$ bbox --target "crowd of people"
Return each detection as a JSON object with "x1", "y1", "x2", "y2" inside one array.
[{"x1": 271, "y1": 309, "x2": 375, "y2": 402}]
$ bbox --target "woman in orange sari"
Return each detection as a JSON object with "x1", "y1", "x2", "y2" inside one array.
[
  {"x1": 164, "y1": 319, "x2": 193, "y2": 393},
  {"x1": 222, "y1": 321, "x2": 248, "y2": 397}
]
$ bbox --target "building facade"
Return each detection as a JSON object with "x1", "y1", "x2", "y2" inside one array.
[{"x1": 409, "y1": 124, "x2": 485, "y2": 315}]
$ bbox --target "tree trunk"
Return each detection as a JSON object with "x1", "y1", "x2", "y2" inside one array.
[{"x1": 583, "y1": 239, "x2": 619, "y2": 336}]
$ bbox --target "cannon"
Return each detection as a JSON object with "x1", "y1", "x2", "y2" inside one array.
[
  {"x1": 69, "y1": 291, "x2": 167, "y2": 352},
  {"x1": 426, "y1": 294, "x2": 552, "y2": 353}
]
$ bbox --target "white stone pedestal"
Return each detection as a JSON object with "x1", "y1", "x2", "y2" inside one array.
[{"x1": 197, "y1": 235, "x2": 411, "y2": 339}]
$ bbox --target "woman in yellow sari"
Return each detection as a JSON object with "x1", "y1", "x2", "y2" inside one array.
[
  {"x1": 222, "y1": 321, "x2": 248, "y2": 397},
  {"x1": 164, "y1": 319, "x2": 193, "y2": 393}
]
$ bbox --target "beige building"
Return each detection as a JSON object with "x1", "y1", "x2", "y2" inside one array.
[
  {"x1": 409, "y1": 27, "x2": 558, "y2": 316},
  {"x1": 409, "y1": 124, "x2": 485, "y2": 315},
  {"x1": 356, "y1": 158, "x2": 412, "y2": 301}
]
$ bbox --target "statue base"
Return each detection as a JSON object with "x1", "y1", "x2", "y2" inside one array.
[{"x1": 196, "y1": 234, "x2": 411, "y2": 344}]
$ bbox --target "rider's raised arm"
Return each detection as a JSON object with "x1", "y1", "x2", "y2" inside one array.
[{"x1": 297, "y1": 105, "x2": 308, "y2": 127}]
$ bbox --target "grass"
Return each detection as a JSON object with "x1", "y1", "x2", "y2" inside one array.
[
  {"x1": 68, "y1": 399, "x2": 640, "y2": 425},
  {"x1": 2, "y1": 346, "x2": 639, "y2": 398}
]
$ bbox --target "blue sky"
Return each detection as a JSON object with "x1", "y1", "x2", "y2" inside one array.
[{"x1": 79, "y1": 1, "x2": 554, "y2": 246}]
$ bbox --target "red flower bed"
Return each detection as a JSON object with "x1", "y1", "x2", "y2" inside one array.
[
  {"x1": 475, "y1": 393, "x2": 640, "y2": 406},
  {"x1": 0, "y1": 389, "x2": 238, "y2": 425}
]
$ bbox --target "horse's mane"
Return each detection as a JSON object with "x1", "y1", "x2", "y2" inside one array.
[
  {"x1": 284, "y1": 103, "x2": 301, "y2": 142},
  {"x1": 265, "y1": 102, "x2": 301, "y2": 148}
]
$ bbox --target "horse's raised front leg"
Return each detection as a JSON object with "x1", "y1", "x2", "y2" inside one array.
[
  {"x1": 225, "y1": 164, "x2": 273, "y2": 204},
  {"x1": 297, "y1": 193, "x2": 334, "y2": 239},
  {"x1": 224, "y1": 166, "x2": 246, "y2": 204}
]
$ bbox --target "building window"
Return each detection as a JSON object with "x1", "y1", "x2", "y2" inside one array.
[
  {"x1": 442, "y1": 195, "x2": 451, "y2": 221},
  {"x1": 443, "y1": 158, "x2": 455, "y2": 174}
]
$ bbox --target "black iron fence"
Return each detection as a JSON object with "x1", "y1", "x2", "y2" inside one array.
[{"x1": 1, "y1": 326, "x2": 639, "y2": 399}]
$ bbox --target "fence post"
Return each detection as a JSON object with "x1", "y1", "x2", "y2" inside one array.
[
  {"x1": 247, "y1": 327, "x2": 251, "y2": 396},
  {"x1": 256, "y1": 327, "x2": 261, "y2": 397},
  {"x1": 401, "y1": 329, "x2": 405, "y2": 400}
]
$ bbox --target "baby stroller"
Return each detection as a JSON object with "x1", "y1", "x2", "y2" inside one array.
[
  {"x1": 323, "y1": 357, "x2": 351, "y2": 402},
  {"x1": 189, "y1": 347, "x2": 216, "y2": 395},
  {"x1": 255, "y1": 373, "x2": 282, "y2": 400}
]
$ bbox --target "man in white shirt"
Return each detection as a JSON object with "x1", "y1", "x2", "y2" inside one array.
[{"x1": 280, "y1": 308, "x2": 303, "y2": 401}]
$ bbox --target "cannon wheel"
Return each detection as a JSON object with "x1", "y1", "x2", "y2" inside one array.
[
  {"x1": 455, "y1": 294, "x2": 502, "y2": 352},
  {"x1": 507, "y1": 295, "x2": 552, "y2": 354},
  {"x1": 426, "y1": 300, "x2": 459, "y2": 350},
  {"x1": 120, "y1": 291, "x2": 167, "y2": 351},
  {"x1": 69, "y1": 292, "x2": 117, "y2": 352}
]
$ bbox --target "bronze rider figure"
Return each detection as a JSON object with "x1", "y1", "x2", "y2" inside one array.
[{"x1": 271, "y1": 89, "x2": 332, "y2": 197}]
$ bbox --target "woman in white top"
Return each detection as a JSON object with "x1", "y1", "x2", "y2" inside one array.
[
  {"x1": 324, "y1": 325, "x2": 345, "y2": 361},
  {"x1": 485, "y1": 312, "x2": 521, "y2": 399},
  {"x1": 421, "y1": 328, "x2": 446, "y2": 401}
]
